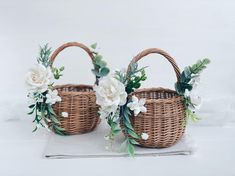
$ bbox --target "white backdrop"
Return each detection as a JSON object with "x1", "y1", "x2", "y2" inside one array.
[{"x1": 0, "y1": 0, "x2": 234, "y2": 125}]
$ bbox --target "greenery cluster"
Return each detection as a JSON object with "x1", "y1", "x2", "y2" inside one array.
[
  {"x1": 90, "y1": 43, "x2": 110, "y2": 84},
  {"x1": 175, "y1": 58, "x2": 210, "y2": 122},
  {"x1": 108, "y1": 62, "x2": 147, "y2": 156},
  {"x1": 28, "y1": 44, "x2": 66, "y2": 135},
  {"x1": 175, "y1": 58, "x2": 210, "y2": 95}
]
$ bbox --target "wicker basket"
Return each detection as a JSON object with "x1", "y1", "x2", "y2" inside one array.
[
  {"x1": 50, "y1": 42, "x2": 100, "y2": 135},
  {"x1": 127, "y1": 48, "x2": 186, "y2": 148}
]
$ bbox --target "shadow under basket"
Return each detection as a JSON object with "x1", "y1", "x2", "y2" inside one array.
[
  {"x1": 53, "y1": 84, "x2": 100, "y2": 135},
  {"x1": 130, "y1": 88, "x2": 186, "y2": 148}
]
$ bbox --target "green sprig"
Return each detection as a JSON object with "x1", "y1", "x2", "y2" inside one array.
[
  {"x1": 37, "y1": 44, "x2": 52, "y2": 67},
  {"x1": 28, "y1": 44, "x2": 66, "y2": 135},
  {"x1": 175, "y1": 58, "x2": 210, "y2": 95},
  {"x1": 90, "y1": 43, "x2": 110, "y2": 84}
]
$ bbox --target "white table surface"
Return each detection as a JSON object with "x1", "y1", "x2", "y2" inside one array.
[{"x1": 0, "y1": 119, "x2": 234, "y2": 176}]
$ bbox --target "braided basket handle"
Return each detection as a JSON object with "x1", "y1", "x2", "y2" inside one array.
[{"x1": 128, "y1": 48, "x2": 181, "y2": 82}]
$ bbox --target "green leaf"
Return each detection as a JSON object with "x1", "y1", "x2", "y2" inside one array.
[
  {"x1": 27, "y1": 108, "x2": 35, "y2": 115},
  {"x1": 183, "y1": 66, "x2": 191, "y2": 78},
  {"x1": 29, "y1": 104, "x2": 35, "y2": 109},
  {"x1": 123, "y1": 119, "x2": 134, "y2": 131},
  {"x1": 91, "y1": 69, "x2": 100, "y2": 77},
  {"x1": 90, "y1": 43, "x2": 97, "y2": 49},
  {"x1": 190, "y1": 58, "x2": 210, "y2": 74},
  {"x1": 100, "y1": 67, "x2": 110, "y2": 77},
  {"x1": 127, "y1": 129, "x2": 140, "y2": 139},
  {"x1": 129, "y1": 138, "x2": 139, "y2": 145},
  {"x1": 47, "y1": 105, "x2": 57, "y2": 116},
  {"x1": 50, "y1": 115, "x2": 60, "y2": 125},
  {"x1": 112, "y1": 129, "x2": 121, "y2": 135},
  {"x1": 96, "y1": 60, "x2": 106, "y2": 68},
  {"x1": 59, "y1": 66, "x2": 65, "y2": 71},
  {"x1": 127, "y1": 142, "x2": 135, "y2": 156},
  {"x1": 54, "y1": 125, "x2": 65, "y2": 131},
  {"x1": 32, "y1": 126, "x2": 38, "y2": 132}
]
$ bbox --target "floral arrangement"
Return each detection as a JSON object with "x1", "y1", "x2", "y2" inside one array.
[
  {"x1": 94, "y1": 59, "x2": 210, "y2": 156},
  {"x1": 94, "y1": 63, "x2": 148, "y2": 156},
  {"x1": 26, "y1": 43, "x2": 109, "y2": 135},
  {"x1": 175, "y1": 58, "x2": 210, "y2": 122}
]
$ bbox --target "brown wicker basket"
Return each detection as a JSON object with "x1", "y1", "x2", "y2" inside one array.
[
  {"x1": 50, "y1": 42, "x2": 100, "y2": 135},
  {"x1": 127, "y1": 48, "x2": 186, "y2": 148}
]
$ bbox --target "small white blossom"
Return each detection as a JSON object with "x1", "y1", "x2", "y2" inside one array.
[
  {"x1": 184, "y1": 89, "x2": 202, "y2": 109},
  {"x1": 127, "y1": 96, "x2": 147, "y2": 116},
  {"x1": 104, "y1": 135, "x2": 110, "y2": 140},
  {"x1": 190, "y1": 76, "x2": 200, "y2": 89},
  {"x1": 184, "y1": 89, "x2": 190, "y2": 97},
  {"x1": 46, "y1": 90, "x2": 61, "y2": 105},
  {"x1": 141, "y1": 133, "x2": 149, "y2": 140},
  {"x1": 190, "y1": 93, "x2": 202, "y2": 107},
  {"x1": 61, "y1": 112, "x2": 69, "y2": 118}
]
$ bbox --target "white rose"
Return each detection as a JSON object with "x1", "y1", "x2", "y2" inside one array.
[
  {"x1": 94, "y1": 76, "x2": 127, "y2": 114},
  {"x1": 46, "y1": 90, "x2": 62, "y2": 105},
  {"x1": 25, "y1": 64, "x2": 53, "y2": 93},
  {"x1": 141, "y1": 133, "x2": 149, "y2": 140},
  {"x1": 127, "y1": 96, "x2": 147, "y2": 116}
]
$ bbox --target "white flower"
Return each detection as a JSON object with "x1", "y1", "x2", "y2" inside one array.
[
  {"x1": 184, "y1": 89, "x2": 190, "y2": 97},
  {"x1": 190, "y1": 93, "x2": 202, "y2": 107},
  {"x1": 104, "y1": 135, "x2": 110, "y2": 140},
  {"x1": 184, "y1": 89, "x2": 202, "y2": 109},
  {"x1": 46, "y1": 90, "x2": 61, "y2": 105},
  {"x1": 61, "y1": 112, "x2": 68, "y2": 118},
  {"x1": 25, "y1": 64, "x2": 53, "y2": 93},
  {"x1": 190, "y1": 76, "x2": 200, "y2": 89},
  {"x1": 127, "y1": 96, "x2": 147, "y2": 116},
  {"x1": 94, "y1": 76, "x2": 127, "y2": 116},
  {"x1": 141, "y1": 133, "x2": 149, "y2": 140}
]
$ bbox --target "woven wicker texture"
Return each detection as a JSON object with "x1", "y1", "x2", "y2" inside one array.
[
  {"x1": 50, "y1": 42, "x2": 100, "y2": 135},
  {"x1": 128, "y1": 48, "x2": 186, "y2": 148}
]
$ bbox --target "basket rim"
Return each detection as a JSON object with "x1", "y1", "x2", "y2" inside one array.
[
  {"x1": 53, "y1": 84, "x2": 95, "y2": 95},
  {"x1": 130, "y1": 87, "x2": 183, "y2": 104}
]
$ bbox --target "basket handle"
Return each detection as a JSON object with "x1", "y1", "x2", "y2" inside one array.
[
  {"x1": 50, "y1": 42, "x2": 94, "y2": 63},
  {"x1": 50, "y1": 42, "x2": 99, "y2": 84},
  {"x1": 128, "y1": 48, "x2": 181, "y2": 82}
]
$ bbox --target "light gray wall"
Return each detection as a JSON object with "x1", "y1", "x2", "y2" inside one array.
[{"x1": 0, "y1": 0, "x2": 234, "y2": 124}]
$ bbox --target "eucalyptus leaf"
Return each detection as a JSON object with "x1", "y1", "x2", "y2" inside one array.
[
  {"x1": 129, "y1": 138, "x2": 139, "y2": 145},
  {"x1": 127, "y1": 129, "x2": 140, "y2": 139},
  {"x1": 32, "y1": 126, "x2": 38, "y2": 132},
  {"x1": 123, "y1": 120, "x2": 134, "y2": 131},
  {"x1": 27, "y1": 108, "x2": 35, "y2": 115},
  {"x1": 50, "y1": 115, "x2": 60, "y2": 125},
  {"x1": 100, "y1": 67, "x2": 110, "y2": 77},
  {"x1": 47, "y1": 105, "x2": 56, "y2": 116},
  {"x1": 127, "y1": 143, "x2": 135, "y2": 156},
  {"x1": 90, "y1": 43, "x2": 97, "y2": 49}
]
